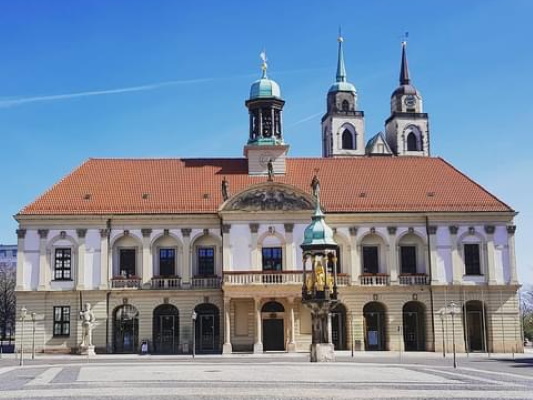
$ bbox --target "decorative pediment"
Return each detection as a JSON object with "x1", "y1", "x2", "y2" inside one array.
[{"x1": 222, "y1": 183, "x2": 315, "y2": 212}]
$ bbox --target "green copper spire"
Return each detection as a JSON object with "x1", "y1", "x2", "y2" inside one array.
[
  {"x1": 301, "y1": 175, "x2": 336, "y2": 248},
  {"x1": 336, "y1": 33, "x2": 347, "y2": 83}
]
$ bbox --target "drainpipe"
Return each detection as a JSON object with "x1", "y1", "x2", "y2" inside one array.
[
  {"x1": 105, "y1": 218, "x2": 112, "y2": 353},
  {"x1": 425, "y1": 216, "x2": 436, "y2": 352}
]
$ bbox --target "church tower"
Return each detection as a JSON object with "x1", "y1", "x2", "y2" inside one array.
[
  {"x1": 243, "y1": 53, "x2": 289, "y2": 175},
  {"x1": 321, "y1": 34, "x2": 365, "y2": 157},
  {"x1": 385, "y1": 41, "x2": 430, "y2": 156}
]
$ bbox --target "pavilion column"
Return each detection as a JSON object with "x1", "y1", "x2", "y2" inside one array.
[
  {"x1": 253, "y1": 297, "x2": 263, "y2": 353},
  {"x1": 484, "y1": 225, "x2": 497, "y2": 285},
  {"x1": 37, "y1": 229, "x2": 49, "y2": 290},
  {"x1": 449, "y1": 226, "x2": 461, "y2": 284},
  {"x1": 76, "y1": 229, "x2": 87, "y2": 290},
  {"x1": 141, "y1": 229, "x2": 152, "y2": 286},
  {"x1": 222, "y1": 298, "x2": 233, "y2": 354},
  {"x1": 15, "y1": 229, "x2": 26, "y2": 290},
  {"x1": 327, "y1": 312, "x2": 333, "y2": 344},
  {"x1": 507, "y1": 225, "x2": 518, "y2": 284},
  {"x1": 99, "y1": 229, "x2": 110, "y2": 289},
  {"x1": 387, "y1": 227, "x2": 398, "y2": 284},
  {"x1": 287, "y1": 297, "x2": 296, "y2": 352},
  {"x1": 427, "y1": 226, "x2": 439, "y2": 284},
  {"x1": 181, "y1": 229, "x2": 192, "y2": 286}
]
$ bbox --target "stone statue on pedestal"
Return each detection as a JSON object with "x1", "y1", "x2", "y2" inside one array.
[{"x1": 79, "y1": 303, "x2": 96, "y2": 356}]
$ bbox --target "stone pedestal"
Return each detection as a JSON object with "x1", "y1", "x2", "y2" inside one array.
[
  {"x1": 287, "y1": 342, "x2": 297, "y2": 352},
  {"x1": 222, "y1": 343, "x2": 233, "y2": 354},
  {"x1": 253, "y1": 342, "x2": 263, "y2": 353},
  {"x1": 310, "y1": 343, "x2": 335, "y2": 362},
  {"x1": 79, "y1": 345, "x2": 96, "y2": 356}
]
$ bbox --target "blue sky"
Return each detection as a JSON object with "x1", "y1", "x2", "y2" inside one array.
[{"x1": 1, "y1": 1, "x2": 532, "y2": 283}]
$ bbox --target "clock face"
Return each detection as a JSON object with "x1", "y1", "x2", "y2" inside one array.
[
  {"x1": 259, "y1": 152, "x2": 273, "y2": 167},
  {"x1": 404, "y1": 95, "x2": 416, "y2": 108}
]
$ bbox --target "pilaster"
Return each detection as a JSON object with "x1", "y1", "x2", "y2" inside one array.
[
  {"x1": 141, "y1": 229, "x2": 152, "y2": 285},
  {"x1": 249, "y1": 224, "x2": 259, "y2": 271},
  {"x1": 349, "y1": 227, "x2": 359, "y2": 285},
  {"x1": 99, "y1": 229, "x2": 110, "y2": 289},
  {"x1": 506, "y1": 225, "x2": 518, "y2": 284},
  {"x1": 427, "y1": 226, "x2": 439, "y2": 284},
  {"x1": 181, "y1": 229, "x2": 192, "y2": 285},
  {"x1": 287, "y1": 297, "x2": 296, "y2": 352},
  {"x1": 76, "y1": 229, "x2": 87, "y2": 290},
  {"x1": 284, "y1": 224, "x2": 294, "y2": 270},
  {"x1": 387, "y1": 227, "x2": 398, "y2": 283},
  {"x1": 222, "y1": 298, "x2": 233, "y2": 354},
  {"x1": 222, "y1": 224, "x2": 232, "y2": 272},
  {"x1": 15, "y1": 229, "x2": 26, "y2": 290},
  {"x1": 37, "y1": 229, "x2": 49, "y2": 290},
  {"x1": 484, "y1": 225, "x2": 497, "y2": 285},
  {"x1": 449, "y1": 226, "x2": 461, "y2": 284},
  {"x1": 253, "y1": 297, "x2": 263, "y2": 353}
]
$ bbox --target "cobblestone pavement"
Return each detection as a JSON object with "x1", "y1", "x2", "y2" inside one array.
[{"x1": 0, "y1": 352, "x2": 531, "y2": 399}]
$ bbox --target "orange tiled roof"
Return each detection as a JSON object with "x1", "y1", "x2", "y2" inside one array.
[{"x1": 18, "y1": 157, "x2": 512, "y2": 215}]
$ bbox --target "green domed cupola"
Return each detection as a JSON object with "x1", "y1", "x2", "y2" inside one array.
[
  {"x1": 245, "y1": 52, "x2": 285, "y2": 145},
  {"x1": 301, "y1": 177, "x2": 336, "y2": 249}
]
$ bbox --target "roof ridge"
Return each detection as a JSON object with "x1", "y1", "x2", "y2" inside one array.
[{"x1": 436, "y1": 157, "x2": 515, "y2": 213}]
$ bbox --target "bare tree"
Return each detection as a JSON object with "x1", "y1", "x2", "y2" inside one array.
[
  {"x1": 520, "y1": 286, "x2": 533, "y2": 342},
  {"x1": 0, "y1": 264, "x2": 15, "y2": 340}
]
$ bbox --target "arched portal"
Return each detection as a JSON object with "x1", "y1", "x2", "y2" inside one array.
[
  {"x1": 363, "y1": 302, "x2": 387, "y2": 351},
  {"x1": 464, "y1": 300, "x2": 487, "y2": 352},
  {"x1": 403, "y1": 301, "x2": 426, "y2": 351},
  {"x1": 261, "y1": 301, "x2": 285, "y2": 351},
  {"x1": 153, "y1": 304, "x2": 179, "y2": 354},
  {"x1": 332, "y1": 303, "x2": 347, "y2": 350},
  {"x1": 113, "y1": 304, "x2": 139, "y2": 353},
  {"x1": 194, "y1": 303, "x2": 220, "y2": 353}
]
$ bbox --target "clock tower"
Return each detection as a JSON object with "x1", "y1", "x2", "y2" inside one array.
[
  {"x1": 321, "y1": 34, "x2": 365, "y2": 157},
  {"x1": 385, "y1": 41, "x2": 430, "y2": 156},
  {"x1": 244, "y1": 53, "x2": 289, "y2": 176}
]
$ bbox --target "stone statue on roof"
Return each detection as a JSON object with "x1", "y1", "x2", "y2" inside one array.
[
  {"x1": 267, "y1": 159, "x2": 274, "y2": 182},
  {"x1": 311, "y1": 174, "x2": 320, "y2": 199},
  {"x1": 221, "y1": 176, "x2": 229, "y2": 201}
]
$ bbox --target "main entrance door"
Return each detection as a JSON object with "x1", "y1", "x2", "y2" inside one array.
[
  {"x1": 464, "y1": 301, "x2": 486, "y2": 352},
  {"x1": 363, "y1": 302, "x2": 387, "y2": 351},
  {"x1": 403, "y1": 301, "x2": 426, "y2": 352},
  {"x1": 153, "y1": 304, "x2": 179, "y2": 354},
  {"x1": 263, "y1": 319, "x2": 284, "y2": 351}
]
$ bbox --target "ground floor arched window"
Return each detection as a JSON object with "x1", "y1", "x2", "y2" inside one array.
[
  {"x1": 403, "y1": 301, "x2": 426, "y2": 351},
  {"x1": 194, "y1": 303, "x2": 220, "y2": 353},
  {"x1": 363, "y1": 302, "x2": 387, "y2": 351},
  {"x1": 153, "y1": 304, "x2": 179, "y2": 354},
  {"x1": 331, "y1": 303, "x2": 347, "y2": 350}
]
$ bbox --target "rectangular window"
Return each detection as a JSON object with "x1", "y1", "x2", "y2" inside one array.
[
  {"x1": 159, "y1": 248, "x2": 176, "y2": 276},
  {"x1": 464, "y1": 243, "x2": 481, "y2": 275},
  {"x1": 53, "y1": 306, "x2": 70, "y2": 337},
  {"x1": 119, "y1": 249, "x2": 136, "y2": 277},
  {"x1": 197, "y1": 247, "x2": 215, "y2": 276},
  {"x1": 262, "y1": 247, "x2": 282, "y2": 271},
  {"x1": 400, "y1": 246, "x2": 417, "y2": 274},
  {"x1": 54, "y1": 248, "x2": 72, "y2": 280},
  {"x1": 363, "y1": 246, "x2": 379, "y2": 274}
]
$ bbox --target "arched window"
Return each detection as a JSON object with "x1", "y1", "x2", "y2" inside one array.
[
  {"x1": 341, "y1": 100, "x2": 350, "y2": 111},
  {"x1": 407, "y1": 132, "x2": 418, "y2": 151},
  {"x1": 342, "y1": 129, "x2": 354, "y2": 150}
]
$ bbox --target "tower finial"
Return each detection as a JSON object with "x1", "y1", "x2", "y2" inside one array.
[
  {"x1": 336, "y1": 30, "x2": 347, "y2": 83},
  {"x1": 260, "y1": 50, "x2": 268, "y2": 79},
  {"x1": 399, "y1": 32, "x2": 411, "y2": 85}
]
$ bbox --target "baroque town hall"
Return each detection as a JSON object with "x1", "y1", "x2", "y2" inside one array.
[{"x1": 15, "y1": 37, "x2": 521, "y2": 355}]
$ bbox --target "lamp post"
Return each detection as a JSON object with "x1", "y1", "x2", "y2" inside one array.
[
  {"x1": 439, "y1": 309, "x2": 446, "y2": 358},
  {"x1": 19, "y1": 306, "x2": 27, "y2": 367},
  {"x1": 31, "y1": 313, "x2": 36, "y2": 360},
  {"x1": 191, "y1": 311, "x2": 197, "y2": 359},
  {"x1": 448, "y1": 301, "x2": 458, "y2": 369}
]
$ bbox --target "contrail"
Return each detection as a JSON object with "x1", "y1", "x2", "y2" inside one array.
[
  {"x1": 288, "y1": 111, "x2": 323, "y2": 127},
  {"x1": 0, "y1": 78, "x2": 213, "y2": 108}
]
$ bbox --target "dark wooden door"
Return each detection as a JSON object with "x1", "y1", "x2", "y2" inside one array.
[{"x1": 263, "y1": 319, "x2": 284, "y2": 351}]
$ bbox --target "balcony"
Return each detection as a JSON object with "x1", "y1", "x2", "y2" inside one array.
[
  {"x1": 399, "y1": 274, "x2": 429, "y2": 285},
  {"x1": 223, "y1": 271, "x2": 351, "y2": 286},
  {"x1": 192, "y1": 276, "x2": 222, "y2": 289},
  {"x1": 151, "y1": 276, "x2": 182, "y2": 289},
  {"x1": 360, "y1": 274, "x2": 390, "y2": 286},
  {"x1": 111, "y1": 277, "x2": 142, "y2": 289}
]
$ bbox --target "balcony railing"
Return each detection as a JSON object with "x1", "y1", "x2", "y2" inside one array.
[
  {"x1": 224, "y1": 271, "x2": 351, "y2": 286},
  {"x1": 111, "y1": 277, "x2": 142, "y2": 289},
  {"x1": 360, "y1": 274, "x2": 390, "y2": 286},
  {"x1": 192, "y1": 276, "x2": 222, "y2": 289},
  {"x1": 151, "y1": 277, "x2": 182, "y2": 289},
  {"x1": 399, "y1": 274, "x2": 429, "y2": 285}
]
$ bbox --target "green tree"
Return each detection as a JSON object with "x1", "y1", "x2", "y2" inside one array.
[
  {"x1": 0, "y1": 265, "x2": 15, "y2": 339},
  {"x1": 521, "y1": 287, "x2": 533, "y2": 342}
]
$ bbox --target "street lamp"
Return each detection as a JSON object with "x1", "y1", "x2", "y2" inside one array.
[
  {"x1": 19, "y1": 306, "x2": 27, "y2": 367},
  {"x1": 448, "y1": 301, "x2": 458, "y2": 369},
  {"x1": 191, "y1": 311, "x2": 197, "y2": 359},
  {"x1": 439, "y1": 309, "x2": 446, "y2": 358},
  {"x1": 31, "y1": 313, "x2": 36, "y2": 360}
]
